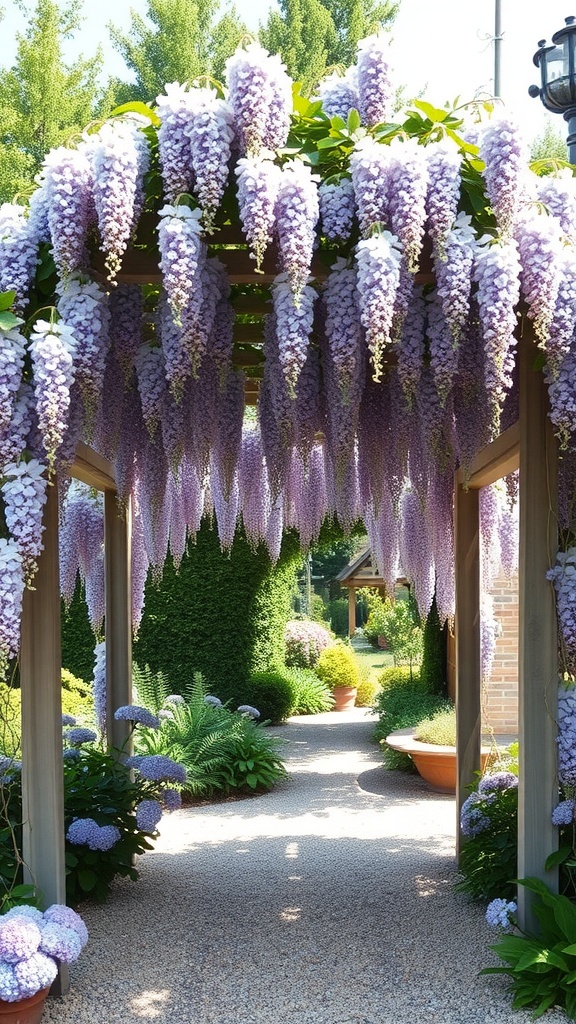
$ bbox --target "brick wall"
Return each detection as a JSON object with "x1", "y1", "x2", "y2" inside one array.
[{"x1": 483, "y1": 571, "x2": 518, "y2": 735}]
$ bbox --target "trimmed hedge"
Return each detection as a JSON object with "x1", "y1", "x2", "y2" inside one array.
[
  {"x1": 61, "y1": 580, "x2": 98, "y2": 683},
  {"x1": 133, "y1": 521, "x2": 301, "y2": 702}
]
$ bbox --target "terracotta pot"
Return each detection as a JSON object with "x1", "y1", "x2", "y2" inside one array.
[
  {"x1": 332, "y1": 686, "x2": 358, "y2": 711},
  {"x1": 0, "y1": 987, "x2": 50, "y2": 1024},
  {"x1": 385, "y1": 728, "x2": 491, "y2": 793}
]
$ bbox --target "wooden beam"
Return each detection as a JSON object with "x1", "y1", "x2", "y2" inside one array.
[
  {"x1": 20, "y1": 481, "x2": 69, "y2": 995},
  {"x1": 71, "y1": 442, "x2": 116, "y2": 492},
  {"x1": 104, "y1": 493, "x2": 133, "y2": 751},
  {"x1": 348, "y1": 588, "x2": 356, "y2": 637},
  {"x1": 517, "y1": 337, "x2": 558, "y2": 931},
  {"x1": 454, "y1": 479, "x2": 481, "y2": 858},
  {"x1": 462, "y1": 421, "x2": 520, "y2": 490},
  {"x1": 232, "y1": 295, "x2": 269, "y2": 316}
]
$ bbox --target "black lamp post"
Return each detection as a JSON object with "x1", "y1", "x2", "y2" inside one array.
[{"x1": 529, "y1": 15, "x2": 576, "y2": 163}]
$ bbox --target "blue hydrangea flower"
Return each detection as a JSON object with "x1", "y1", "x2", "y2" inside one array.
[
  {"x1": 0, "y1": 756, "x2": 21, "y2": 775},
  {"x1": 164, "y1": 694, "x2": 185, "y2": 706},
  {"x1": 43, "y1": 905, "x2": 88, "y2": 948},
  {"x1": 2, "y1": 907, "x2": 43, "y2": 926},
  {"x1": 66, "y1": 817, "x2": 120, "y2": 852},
  {"x1": 237, "y1": 704, "x2": 260, "y2": 719},
  {"x1": 61, "y1": 714, "x2": 76, "y2": 727},
  {"x1": 62, "y1": 748, "x2": 81, "y2": 763},
  {"x1": 138, "y1": 755, "x2": 187, "y2": 783},
  {"x1": 161, "y1": 788, "x2": 182, "y2": 811},
  {"x1": 552, "y1": 799, "x2": 575, "y2": 826},
  {"x1": 460, "y1": 792, "x2": 492, "y2": 837},
  {"x1": 135, "y1": 799, "x2": 163, "y2": 832},
  {"x1": 64, "y1": 727, "x2": 97, "y2": 746},
  {"x1": 204, "y1": 695, "x2": 222, "y2": 707},
  {"x1": 114, "y1": 705, "x2": 160, "y2": 729},
  {"x1": 13, "y1": 951, "x2": 57, "y2": 997},
  {"x1": 478, "y1": 771, "x2": 518, "y2": 794},
  {"x1": 0, "y1": 916, "x2": 41, "y2": 964},
  {"x1": 0, "y1": 962, "x2": 21, "y2": 1002},
  {"x1": 122, "y1": 755, "x2": 144, "y2": 769},
  {"x1": 485, "y1": 898, "x2": 517, "y2": 931},
  {"x1": 39, "y1": 922, "x2": 82, "y2": 963}
]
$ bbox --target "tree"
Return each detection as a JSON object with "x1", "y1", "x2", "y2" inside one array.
[
  {"x1": 0, "y1": 0, "x2": 105, "y2": 202},
  {"x1": 259, "y1": 0, "x2": 398, "y2": 93},
  {"x1": 530, "y1": 117, "x2": 568, "y2": 163},
  {"x1": 108, "y1": 0, "x2": 247, "y2": 104}
]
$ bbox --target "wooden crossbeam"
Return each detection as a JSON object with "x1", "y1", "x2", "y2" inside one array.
[
  {"x1": 71, "y1": 442, "x2": 117, "y2": 491},
  {"x1": 461, "y1": 421, "x2": 520, "y2": 490}
]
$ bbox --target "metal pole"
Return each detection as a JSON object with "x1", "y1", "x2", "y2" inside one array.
[
  {"x1": 494, "y1": 0, "x2": 502, "y2": 98},
  {"x1": 566, "y1": 112, "x2": 576, "y2": 164}
]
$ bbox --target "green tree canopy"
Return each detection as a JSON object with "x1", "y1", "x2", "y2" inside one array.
[
  {"x1": 259, "y1": 0, "x2": 398, "y2": 93},
  {"x1": 530, "y1": 117, "x2": 568, "y2": 162},
  {"x1": 108, "y1": 0, "x2": 247, "y2": 103},
  {"x1": 0, "y1": 0, "x2": 104, "y2": 202}
]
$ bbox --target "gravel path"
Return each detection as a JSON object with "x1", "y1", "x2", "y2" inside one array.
[{"x1": 44, "y1": 710, "x2": 568, "y2": 1024}]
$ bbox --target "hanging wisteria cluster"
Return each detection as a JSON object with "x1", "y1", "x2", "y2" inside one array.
[{"x1": 0, "y1": 31, "x2": 575, "y2": 677}]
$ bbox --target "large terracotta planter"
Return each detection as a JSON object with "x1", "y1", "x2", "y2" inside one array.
[
  {"x1": 332, "y1": 686, "x2": 358, "y2": 711},
  {"x1": 0, "y1": 987, "x2": 50, "y2": 1024},
  {"x1": 385, "y1": 728, "x2": 491, "y2": 793}
]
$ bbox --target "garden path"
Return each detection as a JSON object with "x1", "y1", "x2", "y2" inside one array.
[{"x1": 43, "y1": 710, "x2": 567, "y2": 1024}]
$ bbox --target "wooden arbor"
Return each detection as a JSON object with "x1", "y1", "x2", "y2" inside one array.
[
  {"x1": 16, "y1": 221, "x2": 561, "y2": 947},
  {"x1": 19, "y1": 444, "x2": 132, "y2": 993},
  {"x1": 335, "y1": 548, "x2": 409, "y2": 636}
]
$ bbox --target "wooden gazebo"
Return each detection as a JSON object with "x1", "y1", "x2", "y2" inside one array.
[{"x1": 335, "y1": 548, "x2": 408, "y2": 635}]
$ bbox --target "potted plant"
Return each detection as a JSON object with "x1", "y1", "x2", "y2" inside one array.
[
  {"x1": 385, "y1": 706, "x2": 492, "y2": 792},
  {"x1": 316, "y1": 642, "x2": 360, "y2": 711},
  {"x1": 0, "y1": 903, "x2": 88, "y2": 1022}
]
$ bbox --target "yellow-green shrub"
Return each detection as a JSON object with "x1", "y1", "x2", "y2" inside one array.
[
  {"x1": 0, "y1": 671, "x2": 94, "y2": 756},
  {"x1": 316, "y1": 643, "x2": 360, "y2": 690},
  {"x1": 355, "y1": 677, "x2": 379, "y2": 707}
]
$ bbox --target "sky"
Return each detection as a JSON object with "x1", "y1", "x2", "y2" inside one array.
[{"x1": 1, "y1": 0, "x2": 575, "y2": 144}]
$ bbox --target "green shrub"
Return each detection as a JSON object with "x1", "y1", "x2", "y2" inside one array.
[
  {"x1": 0, "y1": 671, "x2": 93, "y2": 758},
  {"x1": 61, "y1": 581, "x2": 99, "y2": 682},
  {"x1": 132, "y1": 662, "x2": 173, "y2": 713},
  {"x1": 61, "y1": 669, "x2": 94, "y2": 722},
  {"x1": 328, "y1": 597, "x2": 349, "y2": 636},
  {"x1": 283, "y1": 667, "x2": 334, "y2": 714},
  {"x1": 420, "y1": 594, "x2": 446, "y2": 696},
  {"x1": 414, "y1": 707, "x2": 456, "y2": 745},
  {"x1": 133, "y1": 521, "x2": 301, "y2": 700},
  {"x1": 377, "y1": 665, "x2": 417, "y2": 690},
  {"x1": 355, "y1": 676, "x2": 379, "y2": 707},
  {"x1": 457, "y1": 749, "x2": 519, "y2": 901},
  {"x1": 136, "y1": 673, "x2": 287, "y2": 794},
  {"x1": 316, "y1": 642, "x2": 360, "y2": 690},
  {"x1": 239, "y1": 671, "x2": 294, "y2": 725},
  {"x1": 372, "y1": 668, "x2": 450, "y2": 769}
]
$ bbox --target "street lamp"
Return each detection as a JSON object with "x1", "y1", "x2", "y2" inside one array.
[{"x1": 529, "y1": 15, "x2": 576, "y2": 163}]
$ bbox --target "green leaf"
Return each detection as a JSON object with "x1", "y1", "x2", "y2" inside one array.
[
  {"x1": 546, "y1": 846, "x2": 573, "y2": 870},
  {"x1": 316, "y1": 136, "x2": 344, "y2": 150},
  {"x1": 77, "y1": 868, "x2": 98, "y2": 892},
  {"x1": 0, "y1": 290, "x2": 16, "y2": 311},
  {"x1": 412, "y1": 99, "x2": 449, "y2": 123},
  {"x1": 246, "y1": 773, "x2": 258, "y2": 789},
  {"x1": 0, "y1": 311, "x2": 21, "y2": 331},
  {"x1": 347, "y1": 108, "x2": 361, "y2": 133},
  {"x1": 111, "y1": 102, "x2": 160, "y2": 127},
  {"x1": 330, "y1": 115, "x2": 347, "y2": 131}
]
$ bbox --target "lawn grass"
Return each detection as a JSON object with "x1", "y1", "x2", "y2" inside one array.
[{"x1": 350, "y1": 642, "x2": 394, "y2": 683}]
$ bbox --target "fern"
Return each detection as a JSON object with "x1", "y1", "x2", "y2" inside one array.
[{"x1": 132, "y1": 663, "x2": 172, "y2": 713}]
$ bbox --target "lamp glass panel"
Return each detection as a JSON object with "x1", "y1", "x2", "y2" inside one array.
[{"x1": 544, "y1": 41, "x2": 568, "y2": 81}]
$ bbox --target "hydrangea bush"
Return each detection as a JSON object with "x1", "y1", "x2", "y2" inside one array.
[{"x1": 284, "y1": 620, "x2": 334, "y2": 669}]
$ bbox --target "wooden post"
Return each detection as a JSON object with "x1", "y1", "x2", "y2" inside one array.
[
  {"x1": 517, "y1": 338, "x2": 558, "y2": 931},
  {"x1": 454, "y1": 479, "x2": 481, "y2": 858},
  {"x1": 104, "y1": 493, "x2": 132, "y2": 752},
  {"x1": 348, "y1": 587, "x2": 356, "y2": 637},
  {"x1": 20, "y1": 481, "x2": 69, "y2": 994}
]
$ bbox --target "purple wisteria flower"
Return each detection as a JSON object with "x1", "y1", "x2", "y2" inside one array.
[
  {"x1": 64, "y1": 727, "x2": 97, "y2": 747},
  {"x1": 478, "y1": 772, "x2": 518, "y2": 794},
  {"x1": 557, "y1": 686, "x2": 576, "y2": 785},
  {"x1": 552, "y1": 799, "x2": 575, "y2": 826},
  {"x1": 135, "y1": 799, "x2": 163, "y2": 832},
  {"x1": 114, "y1": 705, "x2": 160, "y2": 729},
  {"x1": 485, "y1": 898, "x2": 517, "y2": 931},
  {"x1": 137, "y1": 754, "x2": 186, "y2": 783}
]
